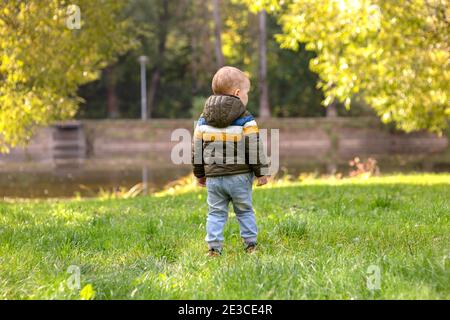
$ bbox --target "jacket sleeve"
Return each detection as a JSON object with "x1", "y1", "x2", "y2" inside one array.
[
  {"x1": 192, "y1": 120, "x2": 205, "y2": 178},
  {"x1": 244, "y1": 117, "x2": 270, "y2": 177}
]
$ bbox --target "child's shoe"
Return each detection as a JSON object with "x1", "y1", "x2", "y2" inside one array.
[
  {"x1": 244, "y1": 242, "x2": 257, "y2": 253},
  {"x1": 207, "y1": 248, "x2": 222, "y2": 257}
]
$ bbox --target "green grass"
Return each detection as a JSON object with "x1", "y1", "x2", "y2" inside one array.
[{"x1": 0, "y1": 174, "x2": 449, "y2": 299}]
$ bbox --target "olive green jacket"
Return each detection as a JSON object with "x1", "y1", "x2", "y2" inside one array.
[{"x1": 192, "y1": 94, "x2": 269, "y2": 178}]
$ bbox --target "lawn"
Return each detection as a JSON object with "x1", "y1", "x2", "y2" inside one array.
[{"x1": 0, "y1": 174, "x2": 449, "y2": 299}]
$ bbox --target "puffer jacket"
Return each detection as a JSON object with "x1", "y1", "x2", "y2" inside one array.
[{"x1": 191, "y1": 94, "x2": 269, "y2": 178}]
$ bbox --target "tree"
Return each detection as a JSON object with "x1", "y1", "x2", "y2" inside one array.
[
  {"x1": 188, "y1": 0, "x2": 217, "y2": 94},
  {"x1": 250, "y1": 0, "x2": 450, "y2": 133},
  {"x1": 0, "y1": 1, "x2": 136, "y2": 152},
  {"x1": 212, "y1": 0, "x2": 225, "y2": 68},
  {"x1": 147, "y1": 0, "x2": 170, "y2": 119},
  {"x1": 258, "y1": 9, "x2": 271, "y2": 118},
  {"x1": 105, "y1": 65, "x2": 120, "y2": 118},
  {"x1": 77, "y1": 0, "x2": 325, "y2": 119},
  {"x1": 223, "y1": 0, "x2": 325, "y2": 117}
]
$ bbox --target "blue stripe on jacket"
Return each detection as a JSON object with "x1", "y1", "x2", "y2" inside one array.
[
  {"x1": 197, "y1": 114, "x2": 254, "y2": 127},
  {"x1": 231, "y1": 115, "x2": 254, "y2": 126},
  {"x1": 197, "y1": 117, "x2": 206, "y2": 126}
]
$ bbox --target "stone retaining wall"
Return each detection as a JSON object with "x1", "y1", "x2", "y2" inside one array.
[{"x1": 1, "y1": 117, "x2": 448, "y2": 163}]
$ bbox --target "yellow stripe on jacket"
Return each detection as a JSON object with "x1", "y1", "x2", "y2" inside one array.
[
  {"x1": 202, "y1": 132, "x2": 242, "y2": 142},
  {"x1": 243, "y1": 126, "x2": 259, "y2": 135}
]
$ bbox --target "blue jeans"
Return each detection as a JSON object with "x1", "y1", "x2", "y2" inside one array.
[{"x1": 205, "y1": 172, "x2": 257, "y2": 250}]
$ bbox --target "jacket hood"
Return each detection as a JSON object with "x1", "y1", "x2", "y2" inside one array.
[{"x1": 202, "y1": 95, "x2": 246, "y2": 128}]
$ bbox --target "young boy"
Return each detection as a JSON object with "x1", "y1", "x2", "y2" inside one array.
[{"x1": 191, "y1": 66, "x2": 270, "y2": 256}]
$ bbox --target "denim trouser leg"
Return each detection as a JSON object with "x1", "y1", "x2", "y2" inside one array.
[
  {"x1": 228, "y1": 173, "x2": 257, "y2": 244},
  {"x1": 205, "y1": 172, "x2": 257, "y2": 250},
  {"x1": 205, "y1": 178, "x2": 230, "y2": 250}
]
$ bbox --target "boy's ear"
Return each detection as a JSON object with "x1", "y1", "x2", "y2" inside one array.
[{"x1": 233, "y1": 88, "x2": 241, "y2": 96}]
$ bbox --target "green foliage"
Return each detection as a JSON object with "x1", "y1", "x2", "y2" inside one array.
[
  {"x1": 220, "y1": 1, "x2": 326, "y2": 116},
  {"x1": 78, "y1": 0, "x2": 210, "y2": 120},
  {"x1": 0, "y1": 1, "x2": 137, "y2": 152},
  {"x1": 190, "y1": 96, "x2": 208, "y2": 118},
  {"x1": 250, "y1": 0, "x2": 450, "y2": 132},
  {"x1": 78, "y1": 0, "x2": 328, "y2": 119},
  {"x1": 3, "y1": 0, "x2": 447, "y2": 141},
  {"x1": 0, "y1": 174, "x2": 449, "y2": 299}
]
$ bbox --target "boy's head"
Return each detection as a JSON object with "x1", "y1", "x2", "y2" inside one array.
[{"x1": 212, "y1": 66, "x2": 250, "y2": 106}]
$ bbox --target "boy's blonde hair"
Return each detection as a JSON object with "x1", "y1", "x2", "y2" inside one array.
[{"x1": 212, "y1": 66, "x2": 250, "y2": 95}]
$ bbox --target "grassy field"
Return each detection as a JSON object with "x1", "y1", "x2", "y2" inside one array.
[{"x1": 0, "y1": 174, "x2": 449, "y2": 299}]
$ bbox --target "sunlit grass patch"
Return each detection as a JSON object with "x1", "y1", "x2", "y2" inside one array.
[
  {"x1": 0, "y1": 174, "x2": 448, "y2": 299},
  {"x1": 276, "y1": 217, "x2": 308, "y2": 239},
  {"x1": 369, "y1": 194, "x2": 396, "y2": 210}
]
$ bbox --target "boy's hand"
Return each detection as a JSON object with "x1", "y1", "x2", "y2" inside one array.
[
  {"x1": 197, "y1": 177, "x2": 206, "y2": 187},
  {"x1": 256, "y1": 176, "x2": 269, "y2": 186}
]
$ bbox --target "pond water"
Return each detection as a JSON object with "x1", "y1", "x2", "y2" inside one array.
[{"x1": 1, "y1": 155, "x2": 449, "y2": 199}]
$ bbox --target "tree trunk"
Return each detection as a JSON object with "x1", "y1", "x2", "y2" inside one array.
[
  {"x1": 105, "y1": 65, "x2": 119, "y2": 118},
  {"x1": 147, "y1": 69, "x2": 160, "y2": 118},
  {"x1": 326, "y1": 101, "x2": 338, "y2": 117},
  {"x1": 147, "y1": 0, "x2": 169, "y2": 118},
  {"x1": 258, "y1": 9, "x2": 270, "y2": 118},
  {"x1": 212, "y1": 0, "x2": 224, "y2": 68}
]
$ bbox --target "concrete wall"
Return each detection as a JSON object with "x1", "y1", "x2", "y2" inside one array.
[
  {"x1": 1, "y1": 117, "x2": 448, "y2": 163},
  {"x1": 1, "y1": 127, "x2": 54, "y2": 163}
]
